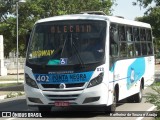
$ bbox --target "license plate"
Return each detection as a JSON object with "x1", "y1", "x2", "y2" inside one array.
[{"x1": 54, "y1": 101, "x2": 69, "y2": 107}]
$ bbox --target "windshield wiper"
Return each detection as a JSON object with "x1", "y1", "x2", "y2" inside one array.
[{"x1": 70, "y1": 34, "x2": 86, "y2": 68}]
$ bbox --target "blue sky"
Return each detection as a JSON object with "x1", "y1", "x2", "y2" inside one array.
[{"x1": 112, "y1": 0, "x2": 146, "y2": 20}]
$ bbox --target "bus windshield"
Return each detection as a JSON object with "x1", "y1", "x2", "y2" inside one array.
[{"x1": 27, "y1": 20, "x2": 106, "y2": 65}]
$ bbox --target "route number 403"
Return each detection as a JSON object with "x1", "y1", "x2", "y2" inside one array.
[{"x1": 36, "y1": 75, "x2": 49, "y2": 82}]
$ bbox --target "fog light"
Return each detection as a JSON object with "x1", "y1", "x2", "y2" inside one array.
[
  {"x1": 28, "y1": 97, "x2": 43, "y2": 104},
  {"x1": 83, "y1": 97, "x2": 100, "y2": 104}
]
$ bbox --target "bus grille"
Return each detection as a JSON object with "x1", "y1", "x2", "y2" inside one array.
[
  {"x1": 45, "y1": 94, "x2": 79, "y2": 101},
  {"x1": 41, "y1": 83, "x2": 85, "y2": 88}
]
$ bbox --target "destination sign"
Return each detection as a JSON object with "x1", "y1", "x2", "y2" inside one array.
[
  {"x1": 34, "y1": 71, "x2": 93, "y2": 84},
  {"x1": 51, "y1": 24, "x2": 91, "y2": 33}
]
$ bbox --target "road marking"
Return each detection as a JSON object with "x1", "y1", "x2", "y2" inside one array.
[{"x1": 136, "y1": 105, "x2": 157, "y2": 120}]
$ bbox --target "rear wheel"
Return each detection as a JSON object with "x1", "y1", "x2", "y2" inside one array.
[
  {"x1": 134, "y1": 83, "x2": 143, "y2": 103},
  {"x1": 127, "y1": 83, "x2": 143, "y2": 103}
]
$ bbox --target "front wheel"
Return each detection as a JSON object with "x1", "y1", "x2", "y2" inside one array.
[{"x1": 105, "y1": 91, "x2": 117, "y2": 113}]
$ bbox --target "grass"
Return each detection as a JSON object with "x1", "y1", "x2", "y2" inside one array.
[
  {"x1": 0, "y1": 75, "x2": 24, "y2": 81},
  {"x1": 0, "y1": 78, "x2": 24, "y2": 81},
  {"x1": 153, "y1": 82, "x2": 160, "y2": 86},
  {"x1": 0, "y1": 83, "x2": 22, "y2": 87}
]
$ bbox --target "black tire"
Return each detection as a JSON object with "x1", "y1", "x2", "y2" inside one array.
[
  {"x1": 134, "y1": 83, "x2": 143, "y2": 103},
  {"x1": 105, "y1": 91, "x2": 117, "y2": 113},
  {"x1": 38, "y1": 106, "x2": 52, "y2": 112},
  {"x1": 127, "y1": 95, "x2": 135, "y2": 103},
  {"x1": 127, "y1": 83, "x2": 143, "y2": 103}
]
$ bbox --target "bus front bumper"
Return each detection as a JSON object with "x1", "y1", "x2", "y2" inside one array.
[{"x1": 24, "y1": 83, "x2": 109, "y2": 107}]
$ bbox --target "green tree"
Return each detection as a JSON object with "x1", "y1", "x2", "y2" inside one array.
[{"x1": 0, "y1": 0, "x2": 115, "y2": 57}]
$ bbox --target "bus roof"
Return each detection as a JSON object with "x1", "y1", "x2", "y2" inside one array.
[{"x1": 36, "y1": 14, "x2": 151, "y2": 28}]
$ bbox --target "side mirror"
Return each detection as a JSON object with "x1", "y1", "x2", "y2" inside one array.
[{"x1": 25, "y1": 30, "x2": 31, "y2": 50}]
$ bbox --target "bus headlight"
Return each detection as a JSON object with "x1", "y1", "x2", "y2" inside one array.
[
  {"x1": 87, "y1": 73, "x2": 104, "y2": 88},
  {"x1": 25, "y1": 74, "x2": 39, "y2": 89}
]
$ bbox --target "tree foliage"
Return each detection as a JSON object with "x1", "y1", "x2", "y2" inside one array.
[
  {"x1": 0, "y1": 0, "x2": 115, "y2": 57},
  {"x1": 133, "y1": 0, "x2": 158, "y2": 8}
]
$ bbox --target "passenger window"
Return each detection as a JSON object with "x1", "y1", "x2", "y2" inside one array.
[
  {"x1": 120, "y1": 42, "x2": 127, "y2": 57},
  {"x1": 126, "y1": 26, "x2": 133, "y2": 41},
  {"x1": 135, "y1": 43, "x2": 141, "y2": 56},
  {"x1": 146, "y1": 29, "x2": 152, "y2": 41},
  {"x1": 133, "y1": 27, "x2": 140, "y2": 41},
  {"x1": 147, "y1": 43, "x2": 153, "y2": 55},
  {"x1": 110, "y1": 24, "x2": 119, "y2": 57},
  {"x1": 118, "y1": 25, "x2": 126, "y2": 41},
  {"x1": 128, "y1": 43, "x2": 134, "y2": 57},
  {"x1": 141, "y1": 43, "x2": 147, "y2": 55},
  {"x1": 140, "y1": 29, "x2": 146, "y2": 41}
]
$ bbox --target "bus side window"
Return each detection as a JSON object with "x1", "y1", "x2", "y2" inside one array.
[
  {"x1": 146, "y1": 29, "x2": 152, "y2": 41},
  {"x1": 110, "y1": 24, "x2": 119, "y2": 57},
  {"x1": 128, "y1": 43, "x2": 134, "y2": 57},
  {"x1": 120, "y1": 42, "x2": 127, "y2": 57},
  {"x1": 118, "y1": 25, "x2": 127, "y2": 57},
  {"x1": 126, "y1": 26, "x2": 133, "y2": 42},
  {"x1": 141, "y1": 43, "x2": 147, "y2": 55},
  {"x1": 133, "y1": 27, "x2": 141, "y2": 56},
  {"x1": 118, "y1": 25, "x2": 126, "y2": 41},
  {"x1": 140, "y1": 28, "x2": 147, "y2": 55},
  {"x1": 135, "y1": 43, "x2": 141, "y2": 56},
  {"x1": 140, "y1": 28, "x2": 146, "y2": 41},
  {"x1": 146, "y1": 29, "x2": 153, "y2": 55},
  {"x1": 133, "y1": 27, "x2": 140, "y2": 41},
  {"x1": 147, "y1": 43, "x2": 153, "y2": 55},
  {"x1": 126, "y1": 26, "x2": 134, "y2": 57}
]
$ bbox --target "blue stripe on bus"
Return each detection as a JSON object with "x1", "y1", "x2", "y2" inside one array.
[
  {"x1": 109, "y1": 58, "x2": 145, "y2": 89},
  {"x1": 34, "y1": 71, "x2": 94, "y2": 84}
]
